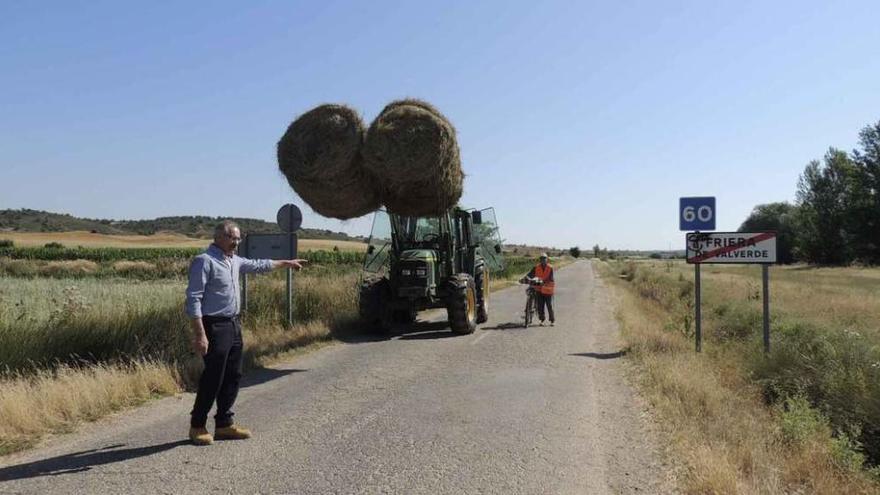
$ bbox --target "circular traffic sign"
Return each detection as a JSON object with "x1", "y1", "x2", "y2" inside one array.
[{"x1": 276, "y1": 204, "x2": 303, "y2": 232}]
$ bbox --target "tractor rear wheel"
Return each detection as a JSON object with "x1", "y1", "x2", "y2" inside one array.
[{"x1": 447, "y1": 273, "x2": 477, "y2": 335}]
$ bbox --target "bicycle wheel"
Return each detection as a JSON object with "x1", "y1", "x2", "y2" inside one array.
[{"x1": 524, "y1": 292, "x2": 533, "y2": 327}]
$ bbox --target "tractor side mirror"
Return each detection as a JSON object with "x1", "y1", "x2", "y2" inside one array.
[
  {"x1": 494, "y1": 244, "x2": 502, "y2": 254},
  {"x1": 471, "y1": 210, "x2": 483, "y2": 224},
  {"x1": 367, "y1": 245, "x2": 375, "y2": 254}
]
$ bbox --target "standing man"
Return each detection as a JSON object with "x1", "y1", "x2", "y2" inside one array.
[
  {"x1": 525, "y1": 253, "x2": 556, "y2": 326},
  {"x1": 185, "y1": 220, "x2": 306, "y2": 445}
]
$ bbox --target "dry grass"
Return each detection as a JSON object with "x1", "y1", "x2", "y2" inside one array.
[
  {"x1": 110, "y1": 260, "x2": 158, "y2": 277},
  {"x1": 40, "y1": 260, "x2": 100, "y2": 276},
  {"x1": 687, "y1": 263, "x2": 880, "y2": 337},
  {"x1": 0, "y1": 231, "x2": 368, "y2": 252},
  {"x1": 244, "y1": 320, "x2": 335, "y2": 368},
  {"x1": 601, "y1": 260, "x2": 879, "y2": 494},
  {"x1": 0, "y1": 361, "x2": 180, "y2": 455},
  {"x1": 299, "y1": 239, "x2": 367, "y2": 252},
  {"x1": 0, "y1": 269, "x2": 359, "y2": 455},
  {"x1": 0, "y1": 317, "x2": 341, "y2": 456},
  {"x1": 2, "y1": 231, "x2": 208, "y2": 248}
]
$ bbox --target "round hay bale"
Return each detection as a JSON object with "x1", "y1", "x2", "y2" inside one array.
[
  {"x1": 378, "y1": 98, "x2": 444, "y2": 119},
  {"x1": 277, "y1": 104, "x2": 380, "y2": 219},
  {"x1": 363, "y1": 101, "x2": 463, "y2": 217},
  {"x1": 287, "y1": 162, "x2": 380, "y2": 220}
]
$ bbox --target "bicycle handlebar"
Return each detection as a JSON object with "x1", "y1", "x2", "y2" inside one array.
[{"x1": 518, "y1": 276, "x2": 544, "y2": 286}]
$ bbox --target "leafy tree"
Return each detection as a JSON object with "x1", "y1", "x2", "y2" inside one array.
[
  {"x1": 738, "y1": 202, "x2": 798, "y2": 264},
  {"x1": 795, "y1": 149, "x2": 857, "y2": 264},
  {"x1": 569, "y1": 246, "x2": 581, "y2": 258},
  {"x1": 849, "y1": 121, "x2": 880, "y2": 263},
  {"x1": 593, "y1": 244, "x2": 600, "y2": 258}
]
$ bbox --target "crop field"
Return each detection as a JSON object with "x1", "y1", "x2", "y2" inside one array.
[
  {"x1": 601, "y1": 259, "x2": 880, "y2": 493},
  {"x1": 636, "y1": 260, "x2": 880, "y2": 338},
  {"x1": 0, "y1": 231, "x2": 368, "y2": 252}
]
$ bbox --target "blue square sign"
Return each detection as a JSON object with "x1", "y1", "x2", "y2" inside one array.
[{"x1": 680, "y1": 197, "x2": 716, "y2": 231}]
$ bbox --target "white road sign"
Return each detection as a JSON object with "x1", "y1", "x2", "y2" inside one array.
[
  {"x1": 244, "y1": 233, "x2": 298, "y2": 260},
  {"x1": 686, "y1": 232, "x2": 777, "y2": 264}
]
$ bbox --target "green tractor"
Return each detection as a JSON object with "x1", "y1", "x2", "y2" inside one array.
[{"x1": 359, "y1": 207, "x2": 504, "y2": 334}]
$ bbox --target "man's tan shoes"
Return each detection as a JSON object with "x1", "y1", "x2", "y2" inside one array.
[
  {"x1": 189, "y1": 427, "x2": 213, "y2": 445},
  {"x1": 215, "y1": 425, "x2": 252, "y2": 440}
]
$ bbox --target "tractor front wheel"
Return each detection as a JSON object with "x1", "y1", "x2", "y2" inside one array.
[
  {"x1": 359, "y1": 276, "x2": 391, "y2": 332},
  {"x1": 475, "y1": 266, "x2": 489, "y2": 324},
  {"x1": 447, "y1": 273, "x2": 477, "y2": 335}
]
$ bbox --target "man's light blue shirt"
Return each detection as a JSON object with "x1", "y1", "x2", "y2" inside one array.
[{"x1": 185, "y1": 244, "x2": 274, "y2": 318}]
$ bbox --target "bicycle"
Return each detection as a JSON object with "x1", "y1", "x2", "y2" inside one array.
[{"x1": 519, "y1": 276, "x2": 544, "y2": 328}]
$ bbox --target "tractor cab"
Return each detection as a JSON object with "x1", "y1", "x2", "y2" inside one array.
[{"x1": 360, "y1": 207, "x2": 504, "y2": 334}]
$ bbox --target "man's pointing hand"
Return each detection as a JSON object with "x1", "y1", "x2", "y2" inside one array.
[{"x1": 274, "y1": 259, "x2": 308, "y2": 271}]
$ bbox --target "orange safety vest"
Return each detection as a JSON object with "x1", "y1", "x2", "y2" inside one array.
[{"x1": 534, "y1": 263, "x2": 555, "y2": 295}]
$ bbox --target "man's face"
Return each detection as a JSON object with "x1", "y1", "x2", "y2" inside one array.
[
  {"x1": 540, "y1": 257, "x2": 548, "y2": 266},
  {"x1": 217, "y1": 227, "x2": 241, "y2": 255}
]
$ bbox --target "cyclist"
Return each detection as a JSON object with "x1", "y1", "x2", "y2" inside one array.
[{"x1": 524, "y1": 253, "x2": 555, "y2": 326}]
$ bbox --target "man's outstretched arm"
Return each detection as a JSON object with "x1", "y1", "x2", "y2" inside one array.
[{"x1": 271, "y1": 259, "x2": 307, "y2": 270}]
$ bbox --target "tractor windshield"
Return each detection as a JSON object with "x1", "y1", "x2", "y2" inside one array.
[
  {"x1": 473, "y1": 207, "x2": 505, "y2": 271},
  {"x1": 395, "y1": 216, "x2": 442, "y2": 248},
  {"x1": 364, "y1": 210, "x2": 392, "y2": 273}
]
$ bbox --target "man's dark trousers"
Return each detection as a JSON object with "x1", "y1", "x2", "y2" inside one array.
[
  {"x1": 535, "y1": 293, "x2": 555, "y2": 323},
  {"x1": 191, "y1": 315, "x2": 243, "y2": 428}
]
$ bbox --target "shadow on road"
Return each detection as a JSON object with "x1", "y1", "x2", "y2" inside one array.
[
  {"x1": 333, "y1": 319, "x2": 457, "y2": 343},
  {"x1": 396, "y1": 321, "x2": 459, "y2": 340},
  {"x1": 397, "y1": 331, "x2": 454, "y2": 340},
  {"x1": 0, "y1": 441, "x2": 189, "y2": 482},
  {"x1": 570, "y1": 351, "x2": 628, "y2": 360},
  {"x1": 241, "y1": 367, "x2": 307, "y2": 389},
  {"x1": 331, "y1": 322, "x2": 385, "y2": 344},
  {"x1": 481, "y1": 322, "x2": 527, "y2": 331}
]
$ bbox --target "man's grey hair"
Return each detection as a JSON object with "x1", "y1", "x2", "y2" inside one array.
[{"x1": 214, "y1": 220, "x2": 240, "y2": 241}]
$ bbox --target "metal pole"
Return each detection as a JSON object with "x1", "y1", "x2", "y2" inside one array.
[
  {"x1": 695, "y1": 263, "x2": 702, "y2": 353},
  {"x1": 287, "y1": 211, "x2": 296, "y2": 326},
  {"x1": 241, "y1": 235, "x2": 248, "y2": 314},
  {"x1": 287, "y1": 210, "x2": 295, "y2": 327},
  {"x1": 762, "y1": 264, "x2": 770, "y2": 354},
  {"x1": 286, "y1": 265, "x2": 292, "y2": 327}
]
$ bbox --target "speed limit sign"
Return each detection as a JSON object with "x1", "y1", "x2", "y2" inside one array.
[{"x1": 680, "y1": 197, "x2": 716, "y2": 231}]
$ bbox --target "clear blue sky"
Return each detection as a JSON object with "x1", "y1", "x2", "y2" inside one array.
[{"x1": 2, "y1": 1, "x2": 878, "y2": 250}]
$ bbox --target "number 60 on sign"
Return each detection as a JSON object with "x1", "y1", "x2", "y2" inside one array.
[{"x1": 680, "y1": 197, "x2": 716, "y2": 231}]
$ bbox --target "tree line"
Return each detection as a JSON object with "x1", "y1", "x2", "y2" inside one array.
[
  {"x1": 739, "y1": 120, "x2": 879, "y2": 265},
  {"x1": 0, "y1": 209, "x2": 365, "y2": 242}
]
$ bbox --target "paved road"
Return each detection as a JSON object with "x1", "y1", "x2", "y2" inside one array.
[{"x1": 0, "y1": 260, "x2": 672, "y2": 494}]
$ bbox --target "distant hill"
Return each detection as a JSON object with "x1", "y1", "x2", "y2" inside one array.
[{"x1": 0, "y1": 209, "x2": 366, "y2": 242}]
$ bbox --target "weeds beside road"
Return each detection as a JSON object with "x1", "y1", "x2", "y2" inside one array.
[{"x1": 600, "y1": 259, "x2": 880, "y2": 493}]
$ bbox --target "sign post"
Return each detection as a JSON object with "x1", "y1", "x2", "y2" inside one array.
[
  {"x1": 695, "y1": 263, "x2": 702, "y2": 352},
  {"x1": 240, "y1": 204, "x2": 303, "y2": 327},
  {"x1": 762, "y1": 264, "x2": 770, "y2": 353},
  {"x1": 686, "y1": 231, "x2": 778, "y2": 353},
  {"x1": 680, "y1": 197, "x2": 715, "y2": 352},
  {"x1": 277, "y1": 204, "x2": 302, "y2": 327}
]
